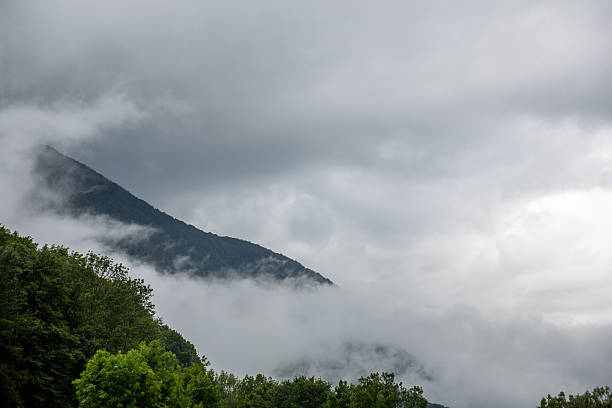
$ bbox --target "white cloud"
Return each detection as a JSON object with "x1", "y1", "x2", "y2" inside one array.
[
  {"x1": 0, "y1": 93, "x2": 144, "y2": 250},
  {"x1": 0, "y1": 92, "x2": 141, "y2": 153},
  {"x1": 125, "y1": 262, "x2": 612, "y2": 408}
]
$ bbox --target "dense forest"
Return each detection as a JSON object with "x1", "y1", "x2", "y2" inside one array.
[
  {"x1": 0, "y1": 225, "x2": 199, "y2": 407},
  {"x1": 1, "y1": 225, "x2": 610, "y2": 407}
]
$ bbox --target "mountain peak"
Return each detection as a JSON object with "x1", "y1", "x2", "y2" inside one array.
[{"x1": 34, "y1": 145, "x2": 333, "y2": 285}]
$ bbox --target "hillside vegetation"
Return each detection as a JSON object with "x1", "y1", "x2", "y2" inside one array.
[{"x1": 0, "y1": 226, "x2": 198, "y2": 407}]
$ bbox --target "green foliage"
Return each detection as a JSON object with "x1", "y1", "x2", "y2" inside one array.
[
  {"x1": 323, "y1": 381, "x2": 351, "y2": 408},
  {"x1": 74, "y1": 340, "x2": 221, "y2": 408},
  {"x1": 217, "y1": 371, "x2": 242, "y2": 408},
  {"x1": 235, "y1": 374, "x2": 278, "y2": 408},
  {"x1": 349, "y1": 372, "x2": 427, "y2": 408},
  {"x1": 274, "y1": 377, "x2": 331, "y2": 408},
  {"x1": 0, "y1": 226, "x2": 195, "y2": 407},
  {"x1": 218, "y1": 374, "x2": 332, "y2": 408},
  {"x1": 78, "y1": 252, "x2": 159, "y2": 355},
  {"x1": 0, "y1": 228, "x2": 93, "y2": 407},
  {"x1": 160, "y1": 324, "x2": 201, "y2": 366},
  {"x1": 182, "y1": 362, "x2": 221, "y2": 407},
  {"x1": 539, "y1": 386, "x2": 612, "y2": 408},
  {"x1": 73, "y1": 341, "x2": 176, "y2": 408}
]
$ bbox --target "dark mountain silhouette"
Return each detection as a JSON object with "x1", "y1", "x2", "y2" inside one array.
[{"x1": 34, "y1": 145, "x2": 332, "y2": 285}]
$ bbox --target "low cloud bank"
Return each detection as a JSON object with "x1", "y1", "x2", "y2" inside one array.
[
  {"x1": 0, "y1": 94, "x2": 148, "y2": 254},
  {"x1": 127, "y1": 266, "x2": 612, "y2": 408}
]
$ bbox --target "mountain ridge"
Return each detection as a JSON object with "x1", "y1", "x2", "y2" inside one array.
[{"x1": 34, "y1": 145, "x2": 333, "y2": 285}]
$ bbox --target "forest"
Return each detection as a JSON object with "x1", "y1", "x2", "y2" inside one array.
[{"x1": 0, "y1": 225, "x2": 610, "y2": 407}]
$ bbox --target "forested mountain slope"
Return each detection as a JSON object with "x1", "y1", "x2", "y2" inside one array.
[{"x1": 34, "y1": 145, "x2": 332, "y2": 285}]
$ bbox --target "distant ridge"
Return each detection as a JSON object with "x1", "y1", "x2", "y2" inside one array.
[{"x1": 34, "y1": 145, "x2": 333, "y2": 285}]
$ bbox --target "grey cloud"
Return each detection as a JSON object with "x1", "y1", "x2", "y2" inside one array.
[
  {"x1": 130, "y1": 268, "x2": 612, "y2": 408},
  {"x1": 4, "y1": 0, "x2": 612, "y2": 202},
  {"x1": 3, "y1": 1, "x2": 612, "y2": 407}
]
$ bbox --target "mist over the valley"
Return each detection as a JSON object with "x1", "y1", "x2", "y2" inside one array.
[{"x1": 3, "y1": 1, "x2": 612, "y2": 407}]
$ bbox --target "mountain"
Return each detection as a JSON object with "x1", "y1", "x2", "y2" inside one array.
[
  {"x1": 33, "y1": 145, "x2": 333, "y2": 285},
  {"x1": 274, "y1": 341, "x2": 434, "y2": 383}
]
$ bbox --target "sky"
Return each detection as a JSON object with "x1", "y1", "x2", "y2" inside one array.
[{"x1": 2, "y1": 1, "x2": 612, "y2": 407}]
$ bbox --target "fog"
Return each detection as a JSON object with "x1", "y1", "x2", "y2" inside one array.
[
  {"x1": 2, "y1": 1, "x2": 612, "y2": 407},
  {"x1": 131, "y1": 262, "x2": 612, "y2": 408}
]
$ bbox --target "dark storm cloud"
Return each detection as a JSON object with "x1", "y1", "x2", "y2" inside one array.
[{"x1": 3, "y1": 0, "x2": 612, "y2": 203}]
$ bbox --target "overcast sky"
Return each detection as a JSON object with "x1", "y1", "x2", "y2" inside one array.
[{"x1": 2, "y1": 1, "x2": 612, "y2": 407}]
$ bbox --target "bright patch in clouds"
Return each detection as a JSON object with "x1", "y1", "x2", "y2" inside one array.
[{"x1": 496, "y1": 188, "x2": 612, "y2": 325}]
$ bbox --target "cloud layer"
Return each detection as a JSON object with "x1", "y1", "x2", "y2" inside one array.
[{"x1": 2, "y1": 1, "x2": 612, "y2": 407}]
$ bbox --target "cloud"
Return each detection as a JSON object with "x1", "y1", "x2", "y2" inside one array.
[
  {"x1": 127, "y1": 265, "x2": 612, "y2": 408},
  {"x1": 0, "y1": 92, "x2": 141, "y2": 153},
  {"x1": 0, "y1": 93, "x2": 144, "y2": 252},
  {"x1": 3, "y1": 0, "x2": 612, "y2": 199},
  {"x1": 2, "y1": 1, "x2": 612, "y2": 407}
]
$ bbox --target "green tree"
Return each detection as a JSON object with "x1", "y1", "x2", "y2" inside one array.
[
  {"x1": 73, "y1": 340, "x2": 183, "y2": 408},
  {"x1": 217, "y1": 371, "x2": 241, "y2": 408},
  {"x1": 0, "y1": 228, "x2": 90, "y2": 407},
  {"x1": 0, "y1": 226, "x2": 196, "y2": 407},
  {"x1": 0, "y1": 228, "x2": 35, "y2": 407},
  {"x1": 274, "y1": 376, "x2": 331, "y2": 408},
  {"x1": 159, "y1": 324, "x2": 201, "y2": 366},
  {"x1": 539, "y1": 386, "x2": 612, "y2": 408},
  {"x1": 182, "y1": 362, "x2": 221, "y2": 408},
  {"x1": 323, "y1": 380, "x2": 352, "y2": 408},
  {"x1": 78, "y1": 252, "x2": 160, "y2": 355},
  {"x1": 237, "y1": 374, "x2": 278, "y2": 408},
  {"x1": 350, "y1": 373, "x2": 427, "y2": 408}
]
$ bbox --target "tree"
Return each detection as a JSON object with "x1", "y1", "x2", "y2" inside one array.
[
  {"x1": 0, "y1": 227, "x2": 196, "y2": 407},
  {"x1": 0, "y1": 228, "x2": 89, "y2": 407},
  {"x1": 182, "y1": 362, "x2": 221, "y2": 408},
  {"x1": 159, "y1": 324, "x2": 201, "y2": 366},
  {"x1": 217, "y1": 371, "x2": 242, "y2": 408},
  {"x1": 539, "y1": 386, "x2": 612, "y2": 408},
  {"x1": 350, "y1": 373, "x2": 427, "y2": 408},
  {"x1": 79, "y1": 252, "x2": 160, "y2": 355},
  {"x1": 323, "y1": 380, "x2": 352, "y2": 408},
  {"x1": 236, "y1": 374, "x2": 277, "y2": 408},
  {"x1": 73, "y1": 340, "x2": 183, "y2": 408},
  {"x1": 274, "y1": 376, "x2": 331, "y2": 408}
]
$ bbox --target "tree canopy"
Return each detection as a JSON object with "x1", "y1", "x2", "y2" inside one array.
[
  {"x1": 0, "y1": 226, "x2": 198, "y2": 407},
  {"x1": 74, "y1": 346, "x2": 428, "y2": 408},
  {"x1": 539, "y1": 387, "x2": 612, "y2": 408}
]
